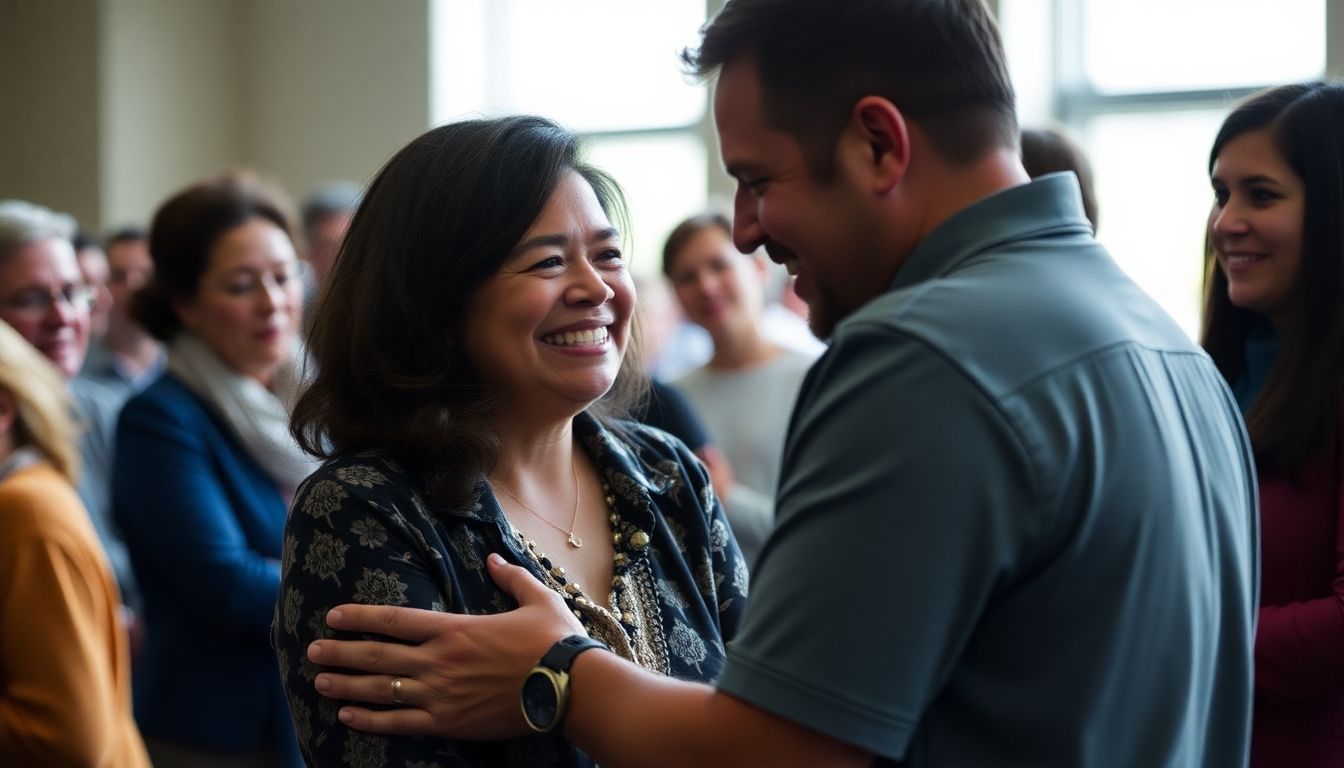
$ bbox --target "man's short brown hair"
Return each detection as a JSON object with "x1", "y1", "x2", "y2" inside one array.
[{"x1": 683, "y1": 0, "x2": 1018, "y2": 178}]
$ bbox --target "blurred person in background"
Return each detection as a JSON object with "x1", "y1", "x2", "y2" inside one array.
[
  {"x1": 0, "y1": 199, "x2": 140, "y2": 644},
  {"x1": 114, "y1": 172, "x2": 309, "y2": 768},
  {"x1": 0, "y1": 320, "x2": 149, "y2": 767},
  {"x1": 81, "y1": 227, "x2": 165, "y2": 397},
  {"x1": 1019, "y1": 124, "x2": 1099, "y2": 233},
  {"x1": 74, "y1": 230, "x2": 114, "y2": 340},
  {"x1": 298, "y1": 181, "x2": 360, "y2": 331},
  {"x1": 663, "y1": 211, "x2": 817, "y2": 565},
  {"x1": 1202, "y1": 81, "x2": 1344, "y2": 767}
]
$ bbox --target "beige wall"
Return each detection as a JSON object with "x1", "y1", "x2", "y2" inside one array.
[
  {"x1": 0, "y1": 0, "x2": 102, "y2": 227},
  {"x1": 238, "y1": 0, "x2": 429, "y2": 216},
  {"x1": 2, "y1": 0, "x2": 1342, "y2": 231},
  {"x1": 2, "y1": 0, "x2": 429, "y2": 231},
  {"x1": 101, "y1": 0, "x2": 243, "y2": 228}
]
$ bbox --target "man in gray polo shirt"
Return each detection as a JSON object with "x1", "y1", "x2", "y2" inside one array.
[{"x1": 300, "y1": 1, "x2": 1258, "y2": 765}]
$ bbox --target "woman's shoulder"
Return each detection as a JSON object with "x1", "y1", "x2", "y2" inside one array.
[
  {"x1": 119, "y1": 373, "x2": 204, "y2": 422},
  {"x1": 596, "y1": 416, "x2": 699, "y2": 465},
  {"x1": 0, "y1": 463, "x2": 93, "y2": 542},
  {"x1": 294, "y1": 451, "x2": 422, "y2": 515},
  {"x1": 585, "y1": 416, "x2": 715, "y2": 519}
]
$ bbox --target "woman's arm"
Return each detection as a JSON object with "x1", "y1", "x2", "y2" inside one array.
[
  {"x1": 114, "y1": 394, "x2": 282, "y2": 634},
  {"x1": 0, "y1": 492, "x2": 123, "y2": 764},
  {"x1": 1252, "y1": 450, "x2": 1344, "y2": 702},
  {"x1": 274, "y1": 461, "x2": 493, "y2": 767}
]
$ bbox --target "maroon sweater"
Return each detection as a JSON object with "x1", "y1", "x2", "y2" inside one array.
[{"x1": 1249, "y1": 426, "x2": 1344, "y2": 768}]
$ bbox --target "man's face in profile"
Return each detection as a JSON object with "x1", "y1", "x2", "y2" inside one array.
[{"x1": 713, "y1": 58, "x2": 886, "y2": 339}]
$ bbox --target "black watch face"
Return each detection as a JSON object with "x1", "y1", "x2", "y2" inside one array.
[{"x1": 522, "y1": 671, "x2": 560, "y2": 730}]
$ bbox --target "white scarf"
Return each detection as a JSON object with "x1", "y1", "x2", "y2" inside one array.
[{"x1": 166, "y1": 332, "x2": 317, "y2": 496}]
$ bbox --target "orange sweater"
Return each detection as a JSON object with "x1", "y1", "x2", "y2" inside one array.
[{"x1": 0, "y1": 461, "x2": 149, "y2": 767}]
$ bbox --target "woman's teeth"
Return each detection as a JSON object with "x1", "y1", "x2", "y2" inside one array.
[{"x1": 543, "y1": 327, "x2": 609, "y2": 346}]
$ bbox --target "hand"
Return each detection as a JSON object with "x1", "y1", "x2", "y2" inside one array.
[{"x1": 307, "y1": 553, "x2": 586, "y2": 739}]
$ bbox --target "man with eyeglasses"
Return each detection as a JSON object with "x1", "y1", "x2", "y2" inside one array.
[{"x1": 0, "y1": 199, "x2": 140, "y2": 633}]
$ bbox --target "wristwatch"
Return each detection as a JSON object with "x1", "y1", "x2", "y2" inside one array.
[{"x1": 520, "y1": 634, "x2": 609, "y2": 733}]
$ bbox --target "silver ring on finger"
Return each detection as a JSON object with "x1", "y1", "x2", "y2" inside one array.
[{"x1": 390, "y1": 677, "x2": 404, "y2": 705}]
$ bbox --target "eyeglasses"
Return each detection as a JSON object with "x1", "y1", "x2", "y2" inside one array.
[{"x1": 0, "y1": 284, "x2": 96, "y2": 317}]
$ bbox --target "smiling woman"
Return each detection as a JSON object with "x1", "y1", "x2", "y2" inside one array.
[
  {"x1": 274, "y1": 115, "x2": 748, "y2": 768},
  {"x1": 1201, "y1": 81, "x2": 1344, "y2": 767}
]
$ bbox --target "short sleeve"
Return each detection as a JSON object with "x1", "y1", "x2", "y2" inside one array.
[{"x1": 715, "y1": 325, "x2": 1037, "y2": 761}]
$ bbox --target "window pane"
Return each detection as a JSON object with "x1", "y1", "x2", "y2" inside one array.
[
  {"x1": 1000, "y1": 0, "x2": 1054, "y2": 123},
  {"x1": 1082, "y1": 109, "x2": 1227, "y2": 338},
  {"x1": 582, "y1": 134, "x2": 708, "y2": 277},
  {"x1": 1083, "y1": 0, "x2": 1324, "y2": 94},
  {"x1": 432, "y1": 0, "x2": 706, "y2": 131}
]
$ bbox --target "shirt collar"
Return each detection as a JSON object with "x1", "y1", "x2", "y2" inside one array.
[{"x1": 890, "y1": 172, "x2": 1094, "y2": 292}]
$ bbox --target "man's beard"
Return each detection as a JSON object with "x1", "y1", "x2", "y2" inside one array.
[{"x1": 804, "y1": 289, "x2": 843, "y2": 340}]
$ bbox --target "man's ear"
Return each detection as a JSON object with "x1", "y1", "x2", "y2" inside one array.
[{"x1": 846, "y1": 96, "x2": 911, "y2": 194}]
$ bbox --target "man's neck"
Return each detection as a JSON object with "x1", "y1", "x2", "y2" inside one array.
[{"x1": 910, "y1": 147, "x2": 1031, "y2": 244}]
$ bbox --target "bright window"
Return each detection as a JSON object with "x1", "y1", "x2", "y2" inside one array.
[
  {"x1": 430, "y1": 0, "x2": 710, "y2": 275},
  {"x1": 1000, "y1": 0, "x2": 1327, "y2": 339},
  {"x1": 1082, "y1": 0, "x2": 1325, "y2": 94}
]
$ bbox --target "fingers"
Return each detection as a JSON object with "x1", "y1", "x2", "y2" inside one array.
[
  {"x1": 315, "y1": 672, "x2": 420, "y2": 707},
  {"x1": 307, "y1": 637, "x2": 421, "y2": 675},
  {"x1": 334, "y1": 704, "x2": 441, "y2": 737},
  {"x1": 486, "y1": 553, "x2": 554, "y2": 604},
  {"x1": 324, "y1": 604, "x2": 447, "y2": 642}
]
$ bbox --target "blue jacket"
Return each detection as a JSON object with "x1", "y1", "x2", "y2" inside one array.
[{"x1": 113, "y1": 373, "x2": 299, "y2": 764}]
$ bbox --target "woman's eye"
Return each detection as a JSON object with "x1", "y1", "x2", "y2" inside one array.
[
  {"x1": 1212, "y1": 187, "x2": 1229, "y2": 207},
  {"x1": 529, "y1": 256, "x2": 564, "y2": 271},
  {"x1": 1250, "y1": 188, "x2": 1280, "y2": 204},
  {"x1": 597, "y1": 249, "x2": 623, "y2": 263}
]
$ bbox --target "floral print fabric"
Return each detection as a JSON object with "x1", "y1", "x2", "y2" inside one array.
[{"x1": 272, "y1": 413, "x2": 748, "y2": 767}]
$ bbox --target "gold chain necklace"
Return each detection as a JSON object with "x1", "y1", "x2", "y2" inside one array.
[{"x1": 493, "y1": 459, "x2": 583, "y2": 548}]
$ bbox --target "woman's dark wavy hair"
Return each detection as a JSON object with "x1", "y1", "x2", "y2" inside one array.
[
  {"x1": 133, "y1": 171, "x2": 297, "y2": 341},
  {"x1": 1201, "y1": 81, "x2": 1344, "y2": 473},
  {"x1": 292, "y1": 115, "x2": 645, "y2": 509}
]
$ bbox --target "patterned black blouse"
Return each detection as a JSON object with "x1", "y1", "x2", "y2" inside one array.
[{"x1": 271, "y1": 413, "x2": 749, "y2": 768}]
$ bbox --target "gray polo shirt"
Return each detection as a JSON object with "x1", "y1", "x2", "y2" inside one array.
[{"x1": 716, "y1": 174, "x2": 1257, "y2": 766}]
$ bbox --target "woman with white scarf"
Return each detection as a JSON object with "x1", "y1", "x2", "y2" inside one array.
[{"x1": 113, "y1": 172, "x2": 312, "y2": 768}]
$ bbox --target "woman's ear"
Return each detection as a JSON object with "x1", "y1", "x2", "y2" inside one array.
[{"x1": 171, "y1": 296, "x2": 197, "y2": 333}]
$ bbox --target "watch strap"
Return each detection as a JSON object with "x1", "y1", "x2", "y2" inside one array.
[{"x1": 539, "y1": 634, "x2": 608, "y2": 673}]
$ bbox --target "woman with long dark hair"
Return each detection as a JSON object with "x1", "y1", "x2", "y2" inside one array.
[
  {"x1": 1202, "y1": 81, "x2": 1344, "y2": 766},
  {"x1": 274, "y1": 116, "x2": 747, "y2": 767}
]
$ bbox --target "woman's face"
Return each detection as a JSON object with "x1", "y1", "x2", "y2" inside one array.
[
  {"x1": 174, "y1": 216, "x2": 303, "y2": 385},
  {"x1": 463, "y1": 171, "x2": 634, "y2": 414},
  {"x1": 1209, "y1": 128, "x2": 1305, "y2": 327},
  {"x1": 667, "y1": 224, "x2": 765, "y2": 341}
]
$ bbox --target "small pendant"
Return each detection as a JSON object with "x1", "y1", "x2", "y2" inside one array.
[{"x1": 567, "y1": 531, "x2": 583, "y2": 548}]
